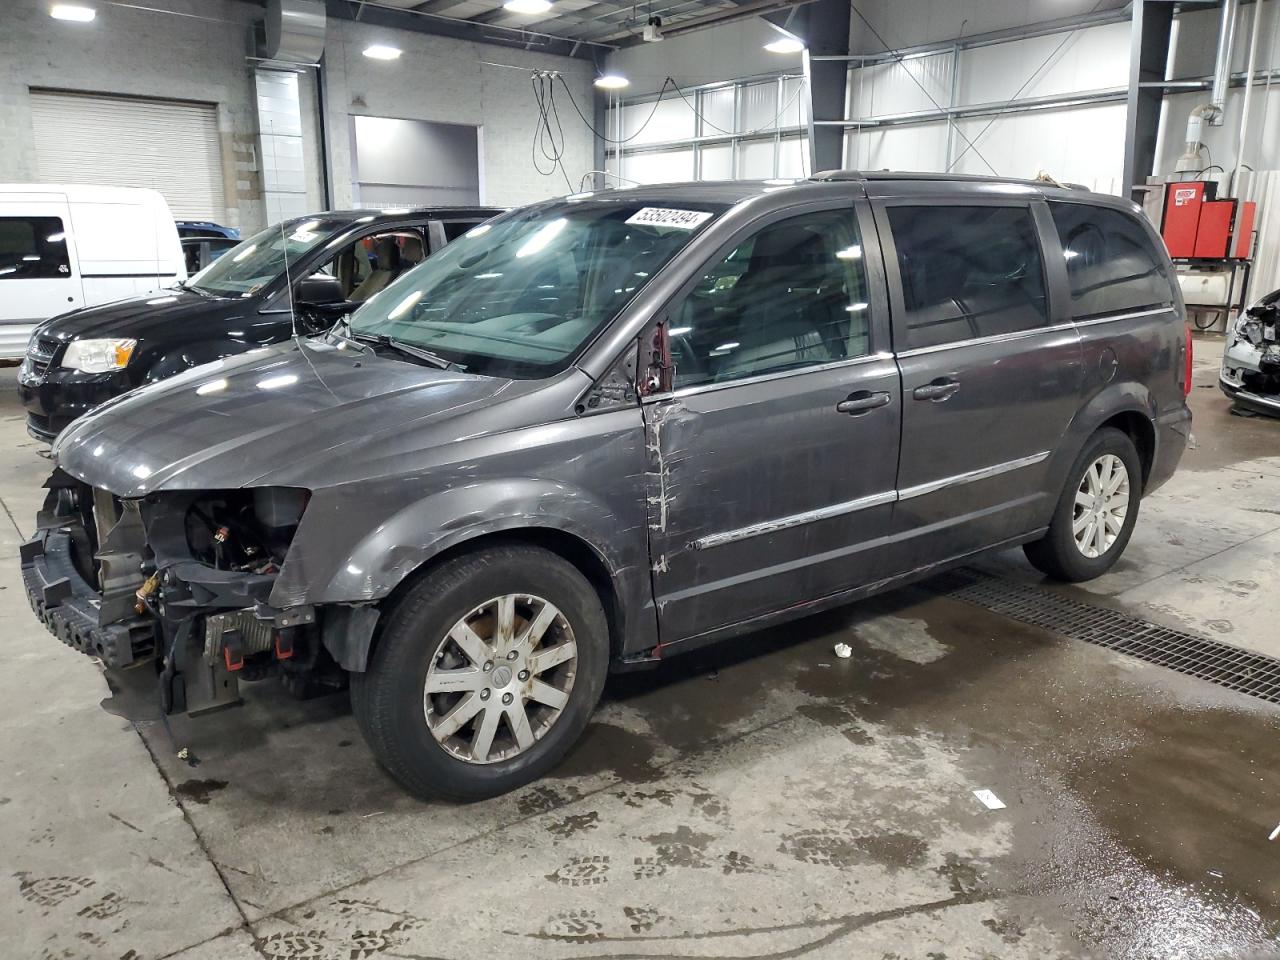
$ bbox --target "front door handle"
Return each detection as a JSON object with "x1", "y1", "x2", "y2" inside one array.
[
  {"x1": 836, "y1": 390, "x2": 892, "y2": 415},
  {"x1": 912, "y1": 378, "x2": 960, "y2": 402}
]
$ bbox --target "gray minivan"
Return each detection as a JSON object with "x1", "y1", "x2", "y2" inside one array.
[{"x1": 22, "y1": 173, "x2": 1192, "y2": 801}]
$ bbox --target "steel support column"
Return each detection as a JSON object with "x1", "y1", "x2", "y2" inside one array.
[
  {"x1": 1123, "y1": 0, "x2": 1175, "y2": 202},
  {"x1": 767, "y1": 0, "x2": 850, "y2": 173}
]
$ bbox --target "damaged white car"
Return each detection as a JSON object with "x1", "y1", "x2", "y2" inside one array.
[{"x1": 1221, "y1": 288, "x2": 1280, "y2": 417}]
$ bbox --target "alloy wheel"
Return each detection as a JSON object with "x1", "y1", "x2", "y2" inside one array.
[
  {"x1": 423, "y1": 594, "x2": 578, "y2": 764},
  {"x1": 1072, "y1": 453, "x2": 1130, "y2": 559}
]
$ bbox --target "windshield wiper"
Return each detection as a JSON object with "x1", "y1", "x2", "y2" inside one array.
[
  {"x1": 326, "y1": 316, "x2": 372, "y2": 352},
  {"x1": 354, "y1": 333, "x2": 461, "y2": 371}
]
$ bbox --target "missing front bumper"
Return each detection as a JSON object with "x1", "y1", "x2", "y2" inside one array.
[{"x1": 20, "y1": 531, "x2": 156, "y2": 668}]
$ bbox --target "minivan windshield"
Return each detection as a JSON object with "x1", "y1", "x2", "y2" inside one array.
[
  {"x1": 346, "y1": 201, "x2": 724, "y2": 378},
  {"x1": 187, "y1": 217, "x2": 348, "y2": 297}
]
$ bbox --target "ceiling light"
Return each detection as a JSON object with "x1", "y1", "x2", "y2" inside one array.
[
  {"x1": 764, "y1": 37, "x2": 805, "y2": 54},
  {"x1": 594, "y1": 74, "x2": 630, "y2": 90},
  {"x1": 50, "y1": 3, "x2": 95, "y2": 21},
  {"x1": 504, "y1": 0, "x2": 552, "y2": 14},
  {"x1": 362, "y1": 44, "x2": 402, "y2": 60}
]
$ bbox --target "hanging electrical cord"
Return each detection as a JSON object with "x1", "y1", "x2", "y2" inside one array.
[
  {"x1": 556, "y1": 75, "x2": 680, "y2": 144},
  {"x1": 850, "y1": 3, "x2": 1000, "y2": 176},
  {"x1": 944, "y1": 0, "x2": 1108, "y2": 173},
  {"x1": 530, "y1": 71, "x2": 575, "y2": 192},
  {"x1": 666, "y1": 76, "x2": 808, "y2": 137}
]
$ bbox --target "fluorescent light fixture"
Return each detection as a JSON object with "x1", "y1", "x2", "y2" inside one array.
[
  {"x1": 764, "y1": 36, "x2": 805, "y2": 54},
  {"x1": 50, "y1": 4, "x2": 96, "y2": 22},
  {"x1": 846, "y1": 302, "x2": 868, "y2": 312},
  {"x1": 669, "y1": 326, "x2": 692, "y2": 336},
  {"x1": 516, "y1": 218, "x2": 567, "y2": 258},
  {"x1": 362, "y1": 44, "x2": 402, "y2": 60},
  {"x1": 836, "y1": 244, "x2": 863, "y2": 260},
  {"x1": 504, "y1": 0, "x2": 552, "y2": 13},
  {"x1": 594, "y1": 74, "x2": 630, "y2": 90}
]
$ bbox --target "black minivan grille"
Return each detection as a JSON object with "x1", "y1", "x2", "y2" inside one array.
[
  {"x1": 26, "y1": 335, "x2": 60, "y2": 377},
  {"x1": 933, "y1": 569, "x2": 1280, "y2": 704}
]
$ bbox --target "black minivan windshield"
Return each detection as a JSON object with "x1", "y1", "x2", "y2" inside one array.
[
  {"x1": 188, "y1": 217, "x2": 348, "y2": 298},
  {"x1": 346, "y1": 200, "x2": 723, "y2": 378}
]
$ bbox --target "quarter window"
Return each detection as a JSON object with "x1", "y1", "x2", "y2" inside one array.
[
  {"x1": 0, "y1": 217, "x2": 70, "y2": 280},
  {"x1": 1049, "y1": 202, "x2": 1175, "y2": 318},
  {"x1": 889, "y1": 205, "x2": 1048, "y2": 350},
  {"x1": 670, "y1": 209, "x2": 872, "y2": 390}
]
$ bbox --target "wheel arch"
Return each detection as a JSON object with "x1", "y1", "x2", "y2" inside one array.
[{"x1": 377, "y1": 525, "x2": 629, "y2": 665}]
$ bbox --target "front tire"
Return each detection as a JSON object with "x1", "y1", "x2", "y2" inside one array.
[
  {"x1": 350, "y1": 544, "x2": 609, "y2": 802},
  {"x1": 1023, "y1": 427, "x2": 1142, "y2": 582}
]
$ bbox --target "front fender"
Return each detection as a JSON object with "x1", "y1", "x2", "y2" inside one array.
[{"x1": 270, "y1": 476, "x2": 649, "y2": 607}]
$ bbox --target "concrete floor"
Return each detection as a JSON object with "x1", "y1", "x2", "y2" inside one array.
[{"x1": 1, "y1": 338, "x2": 1278, "y2": 960}]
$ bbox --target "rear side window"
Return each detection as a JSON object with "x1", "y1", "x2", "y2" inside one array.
[
  {"x1": 1049, "y1": 202, "x2": 1175, "y2": 319},
  {"x1": 888, "y1": 205, "x2": 1048, "y2": 350},
  {"x1": 0, "y1": 216, "x2": 71, "y2": 280}
]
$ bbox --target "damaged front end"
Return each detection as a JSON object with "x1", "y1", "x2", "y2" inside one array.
[
  {"x1": 1221, "y1": 292, "x2": 1280, "y2": 418},
  {"x1": 21, "y1": 472, "x2": 349, "y2": 715}
]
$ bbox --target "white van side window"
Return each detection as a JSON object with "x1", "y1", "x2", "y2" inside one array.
[{"x1": 0, "y1": 217, "x2": 71, "y2": 280}]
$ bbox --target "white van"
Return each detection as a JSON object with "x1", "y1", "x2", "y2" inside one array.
[{"x1": 0, "y1": 185, "x2": 186, "y2": 359}]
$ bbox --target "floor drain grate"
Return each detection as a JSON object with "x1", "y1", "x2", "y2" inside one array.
[{"x1": 932, "y1": 568, "x2": 1280, "y2": 705}]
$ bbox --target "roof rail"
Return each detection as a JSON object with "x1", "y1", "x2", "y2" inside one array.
[{"x1": 808, "y1": 169, "x2": 1088, "y2": 190}]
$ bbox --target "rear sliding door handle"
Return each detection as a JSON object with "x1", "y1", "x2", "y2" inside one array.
[
  {"x1": 912, "y1": 378, "x2": 960, "y2": 402},
  {"x1": 835, "y1": 390, "x2": 892, "y2": 415}
]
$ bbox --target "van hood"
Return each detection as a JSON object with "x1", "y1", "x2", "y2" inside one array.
[
  {"x1": 53, "y1": 339, "x2": 518, "y2": 497},
  {"x1": 37, "y1": 288, "x2": 245, "y2": 342}
]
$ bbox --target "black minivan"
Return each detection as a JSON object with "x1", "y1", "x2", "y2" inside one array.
[
  {"x1": 22, "y1": 173, "x2": 1191, "y2": 802},
  {"x1": 18, "y1": 206, "x2": 499, "y2": 440}
]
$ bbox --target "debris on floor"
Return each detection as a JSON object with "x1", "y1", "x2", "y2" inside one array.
[
  {"x1": 833, "y1": 642, "x2": 853, "y2": 659},
  {"x1": 973, "y1": 789, "x2": 1007, "y2": 810}
]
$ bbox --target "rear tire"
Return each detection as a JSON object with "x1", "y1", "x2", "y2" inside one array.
[
  {"x1": 350, "y1": 544, "x2": 609, "y2": 802},
  {"x1": 1023, "y1": 427, "x2": 1142, "y2": 582}
]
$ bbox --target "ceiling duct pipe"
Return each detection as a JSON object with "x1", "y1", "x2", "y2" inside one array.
[
  {"x1": 1177, "y1": 0, "x2": 1239, "y2": 173},
  {"x1": 262, "y1": 0, "x2": 326, "y2": 65},
  {"x1": 1230, "y1": 0, "x2": 1266, "y2": 196}
]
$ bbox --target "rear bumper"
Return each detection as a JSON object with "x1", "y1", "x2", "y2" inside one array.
[
  {"x1": 1146, "y1": 403, "x2": 1192, "y2": 495},
  {"x1": 20, "y1": 529, "x2": 156, "y2": 668}
]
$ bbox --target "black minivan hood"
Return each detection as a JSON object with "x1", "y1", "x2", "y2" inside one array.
[
  {"x1": 37, "y1": 288, "x2": 246, "y2": 342},
  {"x1": 54, "y1": 339, "x2": 517, "y2": 497}
]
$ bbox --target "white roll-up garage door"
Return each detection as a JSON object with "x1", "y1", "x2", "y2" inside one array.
[{"x1": 29, "y1": 90, "x2": 225, "y2": 221}]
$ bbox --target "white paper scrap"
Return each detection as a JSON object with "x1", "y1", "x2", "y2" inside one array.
[
  {"x1": 973, "y1": 789, "x2": 1006, "y2": 810},
  {"x1": 625, "y1": 207, "x2": 713, "y2": 230},
  {"x1": 1269, "y1": 823, "x2": 1280, "y2": 841}
]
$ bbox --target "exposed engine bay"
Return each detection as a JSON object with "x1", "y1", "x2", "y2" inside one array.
[
  {"x1": 1221, "y1": 291, "x2": 1280, "y2": 418},
  {"x1": 21, "y1": 472, "x2": 352, "y2": 716}
]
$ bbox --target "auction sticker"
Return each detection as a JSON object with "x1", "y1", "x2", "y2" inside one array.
[{"x1": 626, "y1": 207, "x2": 713, "y2": 230}]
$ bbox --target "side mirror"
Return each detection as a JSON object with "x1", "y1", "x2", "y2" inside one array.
[
  {"x1": 638, "y1": 320, "x2": 674, "y2": 396},
  {"x1": 296, "y1": 275, "x2": 345, "y2": 305}
]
